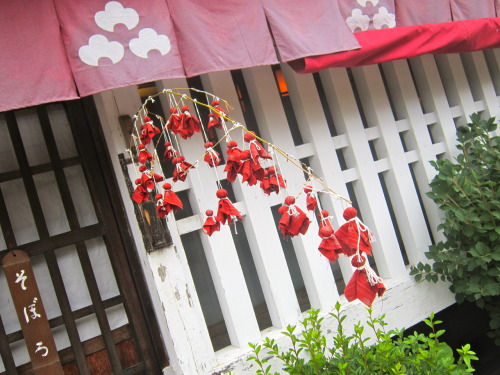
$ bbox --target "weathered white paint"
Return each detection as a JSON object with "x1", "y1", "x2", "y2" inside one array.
[{"x1": 156, "y1": 78, "x2": 262, "y2": 349}]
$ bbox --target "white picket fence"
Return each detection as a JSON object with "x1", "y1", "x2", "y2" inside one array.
[{"x1": 95, "y1": 49, "x2": 500, "y2": 375}]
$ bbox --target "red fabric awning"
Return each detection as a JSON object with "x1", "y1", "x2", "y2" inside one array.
[
  {"x1": 0, "y1": 0, "x2": 499, "y2": 112},
  {"x1": 289, "y1": 18, "x2": 500, "y2": 74}
]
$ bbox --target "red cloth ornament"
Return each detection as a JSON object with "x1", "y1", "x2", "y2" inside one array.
[
  {"x1": 137, "y1": 144, "x2": 153, "y2": 164},
  {"x1": 167, "y1": 107, "x2": 183, "y2": 134},
  {"x1": 203, "y1": 209, "x2": 221, "y2": 236},
  {"x1": 207, "y1": 100, "x2": 228, "y2": 130},
  {"x1": 140, "y1": 117, "x2": 161, "y2": 145},
  {"x1": 260, "y1": 166, "x2": 286, "y2": 195},
  {"x1": 163, "y1": 142, "x2": 178, "y2": 161},
  {"x1": 317, "y1": 218, "x2": 342, "y2": 262},
  {"x1": 215, "y1": 189, "x2": 242, "y2": 225},
  {"x1": 203, "y1": 142, "x2": 221, "y2": 167},
  {"x1": 335, "y1": 207, "x2": 374, "y2": 256},
  {"x1": 243, "y1": 131, "x2": 272, "y2": 163},
  {"x1": 224, "y1": 140, "x2": 244, "y2": 183},
  {"x1": 278, "y1": 196, "x2": 311, "y2": 238},
  {"x1": 303, "y1": 185, "x2": 318, "y2": 211},
  {"x1": 137, "y1": 165, "x2": 164, "y2": 190},
  {"x1": 238, "y1": 150, "x2": 265, "y2": 186},
  {"x1": 132, "y1": 182, "x2": 149, "y2": 203},
  {"x1": 155, "y1": 183, "x2": 183, "y2": 217},
  {"x1": 344, "y1": 255, "x2": 385, "y2": 307},
  {"x1": 172, "y1": 156, "x2": 194, "y2": 182},
  {"x1": 178, "y1": 105, "x2": 201, "y2": 139}
]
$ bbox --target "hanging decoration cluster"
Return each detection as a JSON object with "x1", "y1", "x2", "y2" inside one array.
[{"x1": 127, "y1": 88, "x2": 385, "y2": 307}]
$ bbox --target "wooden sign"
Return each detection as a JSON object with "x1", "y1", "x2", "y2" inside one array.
[{"x1": 2, "y1": 250, "x2": 64, "y2": 375}]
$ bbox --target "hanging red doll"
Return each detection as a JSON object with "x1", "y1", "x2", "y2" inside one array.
[
  {"x1": 260, "y1": 166, "x2": 286, "y2": 195},
  {"x1": 344, "y1": 254, "x2": 386, "y2": 307},
  {"x1": 156, "y1": 183, "x2": 183, "y2": 217},
  {"x1": 224, "y1": 140, "x2": 244, "y2": 183},
  {"x1": 203, "y1": 209, "x2": 221, "y2": 236},
  {"x1": 140, "y1": 116, "x2": 161, "y2": 145},
  {"x1": 238, "y1": 150, "x2": 264, "y2": 186},
  {"x1": 137, "y1": 144, "x2": 153, "y2": 164},
  {"x1": 317, "y1": 210, "x2": 342, "y2": 262},
  {"x1": 163, "y1": 141, "x2": 178, "y2": 161},
  {"x1": 335, "y1": 207, "x2": 374, "y2": 257},
  {"x1": 278, "y1": 196, "x2": 311, "y2": 238},
  {"x1": 303, "y1": 185, "x2": 318, "y2": 211},
  {"x1": 203, "y1": 142, "x2": 221, "y2": 167},
  {"x1": 167, "y1": 107, "x2": 183, "y2": 135},
  {"x1": 215, "y1": 189, "x2": 243, "y2": 225},
  {"x1": 178, "y1": 105, "x2": 201, "y2": 139},
  {"x1": 207, "y1": 100, "x2": 227, "y2": 130},
  {"x1": 138, "y1": 165, "x2": 164, "y2": 190},
  {"x1": 243, "y1": 131, "x2": 272, "y2": 163},
  {"x1": 132, "y1": 180, "x2": 149, "y2": 203},
  {"x1": 172, "y1": 156, "x2": 194, "y2": 182}
]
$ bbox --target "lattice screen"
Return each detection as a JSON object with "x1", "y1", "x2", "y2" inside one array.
[{"x1": 122, "y1": 50, "x2": 499, "y2": 353}]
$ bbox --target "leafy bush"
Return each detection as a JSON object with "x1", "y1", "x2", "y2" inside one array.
[
  {"x1": 410, "y1": 114, "x2": 500, "y2": 344},
  {"x1": 247, "y1": 303, "x2": 477, "y2": 374}
]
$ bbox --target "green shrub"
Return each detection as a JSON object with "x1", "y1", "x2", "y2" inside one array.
[
  {"x1": 247, "y1": 303, "x2": 477, "y2": 374},
  {"x1": 410, "y1": 114, "x2": 500, "y2": 344}
]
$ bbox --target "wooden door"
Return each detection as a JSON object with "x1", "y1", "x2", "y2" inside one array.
[{"x1": 0, "y1": 99, "x2": 167, "y2": 374}]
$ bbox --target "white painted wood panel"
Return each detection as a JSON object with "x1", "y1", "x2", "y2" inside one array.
[
  {"x1": 242, "y1": 66, "x2": 340, "y2": 311},
  {"x1": 318, "y1": 67, "x2": 407, "y2": 279},
  {"x1": 200, "y1": 70, "x2": 302, "y2": 329}
]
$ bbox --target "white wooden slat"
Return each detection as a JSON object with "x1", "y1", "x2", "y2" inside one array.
[
  {"x1": 95, "y1": 87, "x2": 217, "y2": 373},
  {"x1": 200, "y1": 70, "x2": 302, "y2": 328},
  {"x1": 280, "y1": 64, "x2": 354, "y2": 284},
  {"x1": 434, "y1": 54, "x2": 477, "y2": 125},
  {"x1": 319, "y1": 67, "x2": 407, "y2": 279},
  {"x1": 155, "y1": 79, "x2": 262, "y2": 348},
  {"x1": 242, "y1": 66, "x2": 340, "y2": 310},
  {"x1": 409, "y1": 55, "x2": 459, "y2": 158},
  {"x1": 352, "y1": 64, "x2": 431, "y2": 265},
  {"x1": 463, "y1": 51, "x2": 500, "y2": 119},
  {"x1": 381, "y1": 60, "x2": 444, "y2": 247}
]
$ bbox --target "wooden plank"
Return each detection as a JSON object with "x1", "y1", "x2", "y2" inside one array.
[
  {"x1": 409, "y1": 55, "x2": 459, "y2": 159},
  {"x1": 4, "y1": 112, "x2": 49, "y2": 240},
  {"x1": 156, "y1": 78, "x2": 261, "y2": 348},
  {"x1": 0, "y1": 187, "x2": 16, "y2": 249},
  {"x1": 352, "y1": 64, "x2": 431, "y2": 265},
  {"x1": 0, "y1": 224, "x2": 105, "y2": 259},
  {"x1": 318, "y1": 67, "x2": 406, "y2": 279},
  {"x1": 280, "y1": 64, "x2": 354, "y2": 284},
  {"x1": 37, "y1": 105, "x2": 91, "y2": 374},
  {"x1": 74, "y1": 97, "x2": 167, "y2": 372},
  {"x1": 93, "y1": 89, "x2": 171, "y2": 371},
  {"x1": 0, "y1": 313, "x2": 17, "y2": 375},
  {"x1": 201, "y1": 70, "x2": 302, "y2": 328},
  {"x1": 434, "y1": 54, "x2": 477, "y2": 125},
  {"x1": 462, "y1": 51, "x2": 500, "y2": 120},
  {"x1": 242, "y1": 66, "x2": 340, "y2": 310},
  {"x1": 382, "y1": 60, "x2": 445, "y2": 245}
]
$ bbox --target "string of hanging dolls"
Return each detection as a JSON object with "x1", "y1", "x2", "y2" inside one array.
[{"x1": 128, "y1": 88, "x2": 385, "y2": 307}]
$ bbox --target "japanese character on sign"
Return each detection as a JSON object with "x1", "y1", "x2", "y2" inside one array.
[
  {"x1": 35, "y1": 341, "x2": 49, "y2": 357},
  {"x1": 23, "y1": 297, "x2": 42, "y2": 323},
  {"x1": 15, "y1": 269, "x2": 27, "y2": 290}
]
